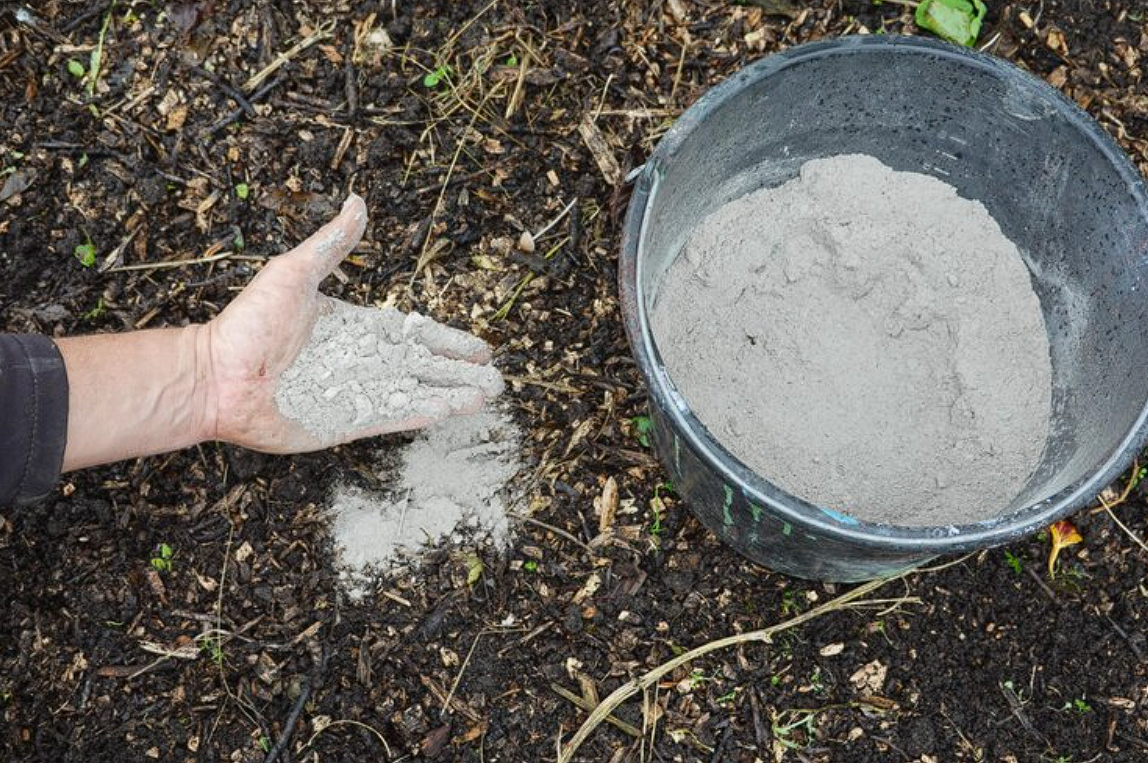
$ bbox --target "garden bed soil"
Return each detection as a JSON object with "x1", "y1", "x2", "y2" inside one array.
[{"x1": 2, "y1": 1, "x2": 1147, "y2": 761}]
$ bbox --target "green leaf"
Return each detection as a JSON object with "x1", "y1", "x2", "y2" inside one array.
[
  {"x1": 423, "y1": 65, "x2": 450, "y2": 88},
  {"x1": 505, "y1": 52, "x2": 518, "y2": 67},
  {"x1": 74, "y1": 241, "x2": 97, "y2": 267},
  {"x1": 523, "y1": 560, "x2": 538, "y2": 572},
  {"x1": 235, "y1": 182, "x2": 249, "y2": 200},
  {"x1": 465, "y1": 553, "x2": 483, "y2": 585},
  {"x1": 160, "y1": 543, "x2": 173, "y2": 560},
  {"x1": 67, "y1": 60, "x2": 85, "y2": 78},
  {"x1": 631, "y1": 415, "x2": 653, "y2": 447},
  {"x1": 915, "y1": 0, "x2": 987, "y2": 47}
]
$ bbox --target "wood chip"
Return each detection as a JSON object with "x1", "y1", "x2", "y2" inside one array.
[
  {"x1": 577, "y1": 117, "x2": 622, "y2": 186},
  {"x1": 849, "y1": 660, "x2": 888, "y2": 694},
  {"x1": 234, "y1": 541, "x2": 254, "y2": 563},
  {"x1": 572, "y1": 572, "x2": 601, "y2": 604},
  {"x1": 595, "y1": 476, "x2": 619, "y2": 532}
]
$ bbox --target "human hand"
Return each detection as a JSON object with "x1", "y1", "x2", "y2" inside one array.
[{"x1": 201, "y1": 194, "x2": 502, "y2": 454}]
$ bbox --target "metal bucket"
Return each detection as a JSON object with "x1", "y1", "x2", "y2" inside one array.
[{"x1": 620, "y1": 35, "x2": 1148, "y2": 581}]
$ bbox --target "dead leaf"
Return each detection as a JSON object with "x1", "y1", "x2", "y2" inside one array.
[
  {"x1": 455, "y1": 721, "x2": 487, "y2": 744},
  {"x1": 819, "y1": 642, "x2": 845, "y2": 657},
  {"x1": 0, "y1": 170, "x2": 34, "y2": 202},
  {"x1": 195, "y1": 190, "x2": 220, "y2": 232},
  {"x1": 421, "y1": 724, "x2": 451, "y2": 757},
  {"x1": 144, "y1": 567, "x2": 167, "y2": 601},
  {"x1": 1047, "y1": 520, "x2": 1083, "y2": 576}
]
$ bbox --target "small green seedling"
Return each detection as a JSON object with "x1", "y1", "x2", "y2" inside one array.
[
  {"x1": 86, "y1": 0, "x2": 117, "y2": 96},
  {"x1": 771, "y1": 708, "x2": 818, "y2": 751},
  {"x1": 687, "y1": 668, "x2": 716, "y2": 689},
  {"x1": 505, "y1": 52, "x2": 519, "y2": 67},
  {"x1": 83, "y1": 297, "x2": 106, "y2": 321},
  {"x1": 466, "y1": 553, "x2": 484, "y2": 585},
  {"x1": 200, "y1": 634, "x2": 224, "y2": 665},
  {"x1": 150, "y1": 543, "x2": 174, "y2": 572},
  {"x1": 915, "y1": 0, "x2": 987, "y2": 47},
  {"x1": 67, "y1": 60, "x2": 86, "y2": 78},
  {"x1": 716, "y1": 688, "x2": 739, "y2": 704},
  {"x1": 257, "y1": 736, "x2": 271, "y2": 753},
  {"x1": 235, "y1": 182, "x2": 249, "y2": 200},
  {"x1": 523, "y1": 560, "x2": 538, "y2": 572},
  {"x1": 631, "y1": 415, "x2": 653, "y2": 447},
  {"x1": 74, "y1": 237, "x2": 97, "y2": 268},
  {"x1": 1004, "y1": 550, "x2": 1023, "y2": 575},
  {"x1": 423, "y1": 64, "x2": 451, "y2": 88},
  {"x1": 1064, "y1": 698, "x2": 1092, "y2": 714}
]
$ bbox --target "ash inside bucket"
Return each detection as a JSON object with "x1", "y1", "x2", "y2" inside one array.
[{"x1": 651, "y1": 154, "x2": 1052, "y2": 526}]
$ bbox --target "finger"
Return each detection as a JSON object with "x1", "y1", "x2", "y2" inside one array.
[
  {"x1": 403, "y1": 312, "x2": 492, "y2": 363},
  {"x1": 285, "y1": 193, "x2": 368, "y2": 286},
  {"x1": 412, "y1": 354, "x2": 505, "y2": 398}
]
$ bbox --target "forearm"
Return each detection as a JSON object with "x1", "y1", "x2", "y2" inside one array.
[{"x1": 56, "y1": 325, "x2": 217, "y2": 471}]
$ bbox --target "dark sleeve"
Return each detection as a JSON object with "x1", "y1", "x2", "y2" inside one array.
[{"x1": 0, "y1": 335, "x2": 69, "y2": 506}]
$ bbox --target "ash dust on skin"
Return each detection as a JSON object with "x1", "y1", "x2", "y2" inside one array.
[{"x1": 2, "y1": 1, "x2": 1148, "y2": 762}]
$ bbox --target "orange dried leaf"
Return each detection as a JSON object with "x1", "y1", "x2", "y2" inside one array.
[{"x1": 1047, "y1": 520, "x2": 1083, "y2": 576}]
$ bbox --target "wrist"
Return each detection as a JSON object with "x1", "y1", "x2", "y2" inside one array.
[{"x1": 187, "y1": 323, "x2": 221, "y2": 444}]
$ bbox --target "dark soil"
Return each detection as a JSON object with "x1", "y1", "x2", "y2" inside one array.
[{"x1": 3, "y1": 1, "x2": 1148, "y2": 762}]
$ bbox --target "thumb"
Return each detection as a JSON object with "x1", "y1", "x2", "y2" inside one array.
[{"x1": 285, "y1": 193, "x2": 368, "y2": 286}]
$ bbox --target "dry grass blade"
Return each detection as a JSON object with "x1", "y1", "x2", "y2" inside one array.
[
  {"x1": 412, "y1": 80, "x2": 506, "y2": 281},
  {"x1": 550, "y1": 683, "x2": 641, "y2": 738},
  {"x1": 1089, "y1": 457, "x2": 1141, "y2": 515},
  {"x1": 556, "y1": 575, "x2": 899, "y2": 763},
  {"x1": 304, "y1": 718, "x2": 392, "y2": 756},
  {"x1": 1102, "y1": 502, "x2": 1148, "y2": 555},
  {"x1": 243, "y1": 20, "x2": 335, "y2": 93}
]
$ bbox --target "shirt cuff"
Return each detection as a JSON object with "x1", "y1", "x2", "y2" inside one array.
[{"x1": 0, "y1": 335, "x2": 69, "y2": 506}]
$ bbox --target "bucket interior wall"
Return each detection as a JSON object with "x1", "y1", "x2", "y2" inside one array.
[{"x1": 641, "y1": 43, "x2": 1148, "y2": 519}]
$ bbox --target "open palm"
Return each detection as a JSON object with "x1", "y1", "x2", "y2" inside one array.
[{"x1": 204, "y1": 195, "x2": 497, "y2": 453}]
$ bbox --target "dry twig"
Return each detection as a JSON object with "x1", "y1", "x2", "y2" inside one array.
[{"x1": 557, "y1": 575, "x2": 901, "y2": 762}]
